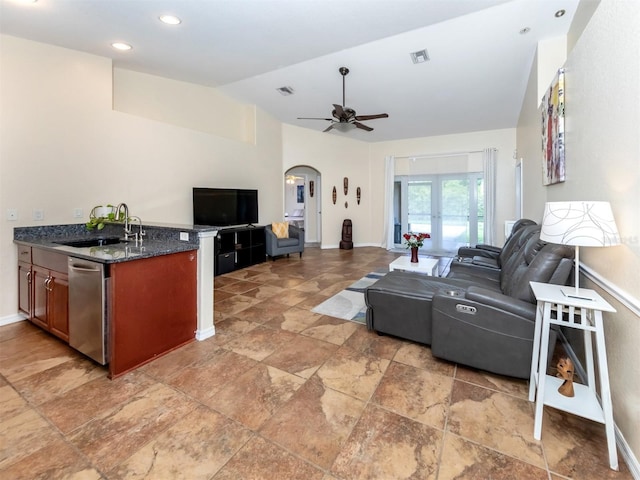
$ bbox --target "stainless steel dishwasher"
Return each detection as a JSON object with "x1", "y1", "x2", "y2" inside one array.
[{"x1": 68, "y1": 258, "x2": 108, "y2": 365}]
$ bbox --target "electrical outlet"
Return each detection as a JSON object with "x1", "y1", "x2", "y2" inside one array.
[
  {"x1": 7, "y1": 209, "x2": 18, "y2": 221},
  {"x1": 73, "y1": 208, "x2": 84, "y2": 218},
  {"x1": 179, "y1": 232, "x2": 189, "y2": 241},
  {"x1": 33, "y1": 209, "x2": 44, "y2": 221}
]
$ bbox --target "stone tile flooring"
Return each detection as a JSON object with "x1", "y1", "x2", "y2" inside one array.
[{"x1": 0, "y1": 247, "x2": 633, "y2": 479}]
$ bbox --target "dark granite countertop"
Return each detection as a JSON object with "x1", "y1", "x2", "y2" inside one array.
[{"x1": 14, "y1": 223, "x2": 210, "y2": 264}]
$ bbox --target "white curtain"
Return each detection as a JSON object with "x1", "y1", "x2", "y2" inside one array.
[
  {"x1": 382, "y1": 156, "x2": 395, "y2": 249},
  {"x1": 483, "y1": 147, "x2": 497, "y2": 245}
]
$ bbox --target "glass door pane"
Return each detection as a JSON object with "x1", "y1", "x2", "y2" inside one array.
[
  {"x1": 407, "y1": 180, "x2": 434, "y2": 250},
  {"x1": 395, "y1": 172, "x2": 483, "y2": 254},
  {"x1": 441, "y1": 177, "x2": 470, "y2": 252}
]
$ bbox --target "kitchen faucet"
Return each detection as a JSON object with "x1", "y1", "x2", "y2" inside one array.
[
  {"x1": 115, "y1": 203, "x2": 132, "y2": 240},
  {"x1": 129, "y1": 216, "x2": 146, "y2": 244}
]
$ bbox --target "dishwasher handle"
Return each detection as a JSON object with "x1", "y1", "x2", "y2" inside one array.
[{"x1": 69, "y1": 263, "x2": 102, "y2": 272}]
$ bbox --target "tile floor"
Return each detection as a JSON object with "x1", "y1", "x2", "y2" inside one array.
[{"x1": 0, "y1": 247, "x2": 633, "y2": 479}]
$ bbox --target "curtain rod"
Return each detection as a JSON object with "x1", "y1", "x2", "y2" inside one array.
[{"x1": 393, "y1": 148, "x2": 496, "y2": 160}]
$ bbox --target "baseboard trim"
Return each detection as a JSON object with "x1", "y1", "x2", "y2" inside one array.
[
  {"x1": 558, "y1": 330, "x2": 640, "y2": 478},
  {"x1": 0, "y1": 313, "x2": 27, "y2": 327},
  {"x1": 195, "y1": 326, "x2": 215, "y2": 341}
]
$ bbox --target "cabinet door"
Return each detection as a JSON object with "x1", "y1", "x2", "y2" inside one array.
[
  {"x1": 32, "y1": 266, "x2": 49, "y2": 330},
  {"x1": 18, "y1": 261, "x2": 32, "y2": 316},
  {"x1": 48, "y1": 272, "x2": 69, "y2": 342}
]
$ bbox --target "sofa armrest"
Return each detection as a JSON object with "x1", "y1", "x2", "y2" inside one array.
[
  {"x1": 464, "y1": 286, "x2": 536, "y2": 320},
  {"x1": 265, "y1": 227, "x2": 276, "y2": 250},
  {"x1": 475, "y1": 244, "x2": 502, "y2": 254},
  {"x1": 431, "y1": 287, "x2": 540, "y2": 378},
  {"x1": 457, "y1": 246, "x2": 499, "y2": 259}
]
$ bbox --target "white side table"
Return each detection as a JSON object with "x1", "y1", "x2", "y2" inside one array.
[
  {"x1": 389, "y1": 256, "x2": 439, "y2": 276},
  {"x1": 528, "y1": 281, "x2": 618, "y2": 470}
]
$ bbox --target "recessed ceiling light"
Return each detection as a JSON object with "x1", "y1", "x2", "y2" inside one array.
[
  {"x1": 555, "y1": 9, "x2": 566, "y2": 18},
  {"x1": 519, "y1": 27, "x2": 531, "y2": 35},
  {"x1": 410, "y1": 49, "x2": 430, "y2": 64},
  {"x1": 159, "y1": 14, "x2": 181, "y2": 25},
  {"x1": 111, "y1": 42, "x2": 133, "y2": 51}
]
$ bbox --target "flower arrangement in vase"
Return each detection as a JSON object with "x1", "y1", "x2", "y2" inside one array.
[{"x1": 402, "y1": 232, "x2": 431, "y2": 263}]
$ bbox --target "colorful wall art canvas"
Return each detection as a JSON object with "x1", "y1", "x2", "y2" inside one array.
[{"x1": 541, "y1": 68, "x2": 565, "y2": 185}]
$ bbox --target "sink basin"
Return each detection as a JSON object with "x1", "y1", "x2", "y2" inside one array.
[{"x1": 56, "y1": 237, "x2": 126, "y2": 248}]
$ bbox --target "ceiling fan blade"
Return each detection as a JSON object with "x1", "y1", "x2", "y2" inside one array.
[
  {"x1": 323, "y1": 124, "x2": 334, "y2": 132},
  {"x1": 333, "y1": 104, "x2": 347, "y2": 118},
  {"x1": 298, "y1": 117, "x2": 332, "y2": 121},
  {"x1": 355, "y1": 113, "x2": 389, "y2": 121},
  {"x1": 354, "y1": 122, "x2": 373, "y2": 132}
]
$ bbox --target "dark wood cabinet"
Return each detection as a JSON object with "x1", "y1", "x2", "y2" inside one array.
[
  {"x1": 215, "y1": 225, "x2": 265, "y2": 275},
  {"x1": 29, "y1": 252, "x2": 69, "y2": 342},
  {"x1": 18, "y1": 261, "x2": 32, "y2": 316}
]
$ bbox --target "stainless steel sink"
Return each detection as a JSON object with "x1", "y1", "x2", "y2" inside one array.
[{"x1": 55, "y1": 237, "x2": 126, "y2": 248}]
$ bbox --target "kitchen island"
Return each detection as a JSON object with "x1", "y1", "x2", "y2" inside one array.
[{"x1": 14, "y1": 222, "x2": 217, "y2": 378}]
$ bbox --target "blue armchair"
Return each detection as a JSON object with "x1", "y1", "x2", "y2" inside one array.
[{"x1": 265, "y1": 224, "x2": 304, "y2": 259}]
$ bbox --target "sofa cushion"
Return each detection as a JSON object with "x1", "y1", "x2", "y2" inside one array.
[
  {"x1": 272, "y1": 221, "x2": 289, "y2": 239},
  {"x1": 277, "y1": 237, "x2": 300, "y2": 248}
]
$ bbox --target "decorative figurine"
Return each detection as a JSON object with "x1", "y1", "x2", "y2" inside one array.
[
  {"x1": 309, "y1": 180, "x2": 314, "y2": 198},
  {"x1": 339, "y1": 219, "x2": 353, "y2": 249},
  {"x1": 332, "y1": 186, "x2": 337, "y2": 204},
  {"x1": 356, "y1": 187, "x2": 361, "y2": 205},
  {"x1": 343, "y1": 177, "x2": 348, "y2": 195},
  {"x1": 556, "y1": 357, "x2": 575, "y2": 397}
]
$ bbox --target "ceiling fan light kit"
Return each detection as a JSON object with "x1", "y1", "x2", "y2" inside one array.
[{"x1": 298, "y1": 67, "x2": 388, "y2": 134}]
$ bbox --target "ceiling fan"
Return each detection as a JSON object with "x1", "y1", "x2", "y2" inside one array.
[{"x1": 298, "y1": 67, "x2": 389, "y2": 133}]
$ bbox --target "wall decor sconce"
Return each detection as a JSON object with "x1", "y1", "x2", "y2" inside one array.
[
  {"x1": 356, "y1": 187, "x2": 361, "y2": 205},
  {"x1": 332, "y1": 186, "x2": 337, "y2": 204},
  {"x1": 343, "y1": 177, "x2": 349, "y2": 195},
  {"x1": 309, "y1": 180, "x2": 314, "y2": 197}
]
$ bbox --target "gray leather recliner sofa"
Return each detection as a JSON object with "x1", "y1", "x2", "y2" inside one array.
[{"x1": 364, "y1": 230, "x2": 574, "y2": 378}]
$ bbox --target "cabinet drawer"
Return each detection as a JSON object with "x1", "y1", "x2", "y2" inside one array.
[
  {"x1": 32, "y1": 248, "x2": 68, "y2": 272},
  {"x1": 18, "y1": 245, "x2": 32, "y2": 263}
]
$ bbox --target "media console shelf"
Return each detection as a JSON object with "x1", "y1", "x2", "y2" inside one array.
[{"x1": 215, "y1": 225, "x2": 266, "y2": 276}]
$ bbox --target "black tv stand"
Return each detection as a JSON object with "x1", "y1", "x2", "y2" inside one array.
[{"x1": 215, "y1": 225, "x2": 265, "y2": 276}]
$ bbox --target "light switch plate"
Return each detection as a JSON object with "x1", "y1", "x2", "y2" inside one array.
[
  {"x1": 33, "y1": 209, "x2": 44, "y2": 221},
  {"x1": 7, "y1": 209, "x2": 18, "y2": 221}
]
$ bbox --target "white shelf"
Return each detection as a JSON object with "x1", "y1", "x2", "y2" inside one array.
[{"x1": 542, "y1": 375, "x2": 605, "y2": 424}]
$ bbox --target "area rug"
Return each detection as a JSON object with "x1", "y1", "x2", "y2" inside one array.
[{"x1": 311, "y1": 271, "x2": 386, "y2": 324}]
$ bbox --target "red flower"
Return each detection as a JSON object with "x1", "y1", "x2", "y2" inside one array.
[{"x1": 402, "y1": 232, "x2": 431, "y2": 248}]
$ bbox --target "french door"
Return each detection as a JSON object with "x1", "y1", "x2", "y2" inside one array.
[{"x1": 394, "y1": 173, "x2": 484, "y2": 254}]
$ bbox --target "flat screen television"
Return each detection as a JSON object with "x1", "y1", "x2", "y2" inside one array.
[{"x1": 193, "y1": 188, "x2": 258, "y2": 227}]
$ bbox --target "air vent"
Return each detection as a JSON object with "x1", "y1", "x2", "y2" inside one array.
[
  {"x1": 276, "y1": 86, "x2": 295, "y2": 96},
  {"x1": 410, "y1": 49, "x2": 430, "y2": 64}
]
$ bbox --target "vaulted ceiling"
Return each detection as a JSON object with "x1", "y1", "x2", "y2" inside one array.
[{"x1": 0, "y1": 0, "x2": 582, "y2": 141}]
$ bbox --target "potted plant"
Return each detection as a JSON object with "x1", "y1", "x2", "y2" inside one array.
[{"x1": 86, "y1": 205, "x2": 124, "y2": 231}]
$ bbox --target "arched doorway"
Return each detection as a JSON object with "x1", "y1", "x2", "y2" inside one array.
[{"x1": 284, "y1": 166, "x2": 321, "y2": 245}]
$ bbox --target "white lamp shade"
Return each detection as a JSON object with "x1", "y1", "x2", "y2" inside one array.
[{"x1": 540, "y1": 201, "x2": 620, "y2": 247}]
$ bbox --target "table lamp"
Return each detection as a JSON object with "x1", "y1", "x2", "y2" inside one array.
[{"x1": 540, "y1": 201, "x2": 620, "y2": 300}]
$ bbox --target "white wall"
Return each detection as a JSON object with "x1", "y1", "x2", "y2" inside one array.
[
  {"x1": 0, "y1": 35, "x2": 283, "y2": 319},
  {"x1": 282, "y1": 124, "x2": 371, "y2": 248},
  {"x1": 516, "y1": 0, "x2": 640, "y2": 466}
]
